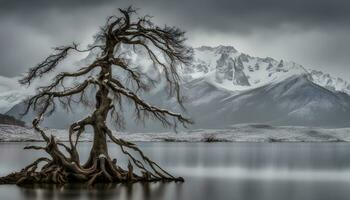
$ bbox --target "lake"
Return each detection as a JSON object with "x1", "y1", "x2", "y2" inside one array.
[{"x1": 0, "y1": 142, "x2": 350, "y2": 200}]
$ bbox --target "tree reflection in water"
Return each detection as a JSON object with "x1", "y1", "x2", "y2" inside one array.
[{"x1": 18, "y1": 182, "x2": 183, "y2": 200}]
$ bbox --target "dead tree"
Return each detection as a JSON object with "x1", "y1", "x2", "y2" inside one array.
[{"x1": 0, "y1": 7, "x2": 193, "y2": 186}]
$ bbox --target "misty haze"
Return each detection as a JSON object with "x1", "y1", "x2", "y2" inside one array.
[{"x1": 0, "y1": 1, "x2": 350, "y2": 200}]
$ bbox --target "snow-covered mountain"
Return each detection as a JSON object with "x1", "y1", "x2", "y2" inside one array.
[
  {"x1": 3, "y1": 45, "x2": 350, "y2": 130},
  {"x1": 184, "y1": 45, "x2": 350, "y2": 94}
]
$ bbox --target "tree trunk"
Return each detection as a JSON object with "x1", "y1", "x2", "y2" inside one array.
[
  {"x1": 90, "y1": 125, "x2": 108, "y2": 156},
  {"x1": 85, "y1": 66, "x2": 112, "y2": 166}
]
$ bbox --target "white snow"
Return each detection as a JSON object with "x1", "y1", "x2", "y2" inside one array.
[{"x1": 186, "y1": 45, "x2": 350, "y2": 94}]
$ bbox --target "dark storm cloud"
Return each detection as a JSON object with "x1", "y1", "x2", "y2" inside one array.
[
  {"x1": 2, "y1": 0, "x2": 350, "y2": 30},
  {"x1": 2, "y1": 0, "x2": 349, "y2": 31},
  {"x1": 0, "y1": 0, "x2": 350, "y2": 78},
  {"x1": 0, "y1": 0, "x2": 114, "y2": 11}
]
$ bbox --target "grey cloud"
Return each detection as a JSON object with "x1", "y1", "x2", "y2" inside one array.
[
  {"x1": 2, "y1": 0, "x2": 350, "y2": 32},
  {"x1": 0, "y1": 0, "x2": 349, "y2": 80}
]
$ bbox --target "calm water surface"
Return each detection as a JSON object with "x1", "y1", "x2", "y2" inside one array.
[{"x1": 0, "y1": 142, "x2": 350, "y2": 200}]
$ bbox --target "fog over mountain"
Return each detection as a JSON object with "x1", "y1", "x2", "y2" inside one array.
[{"x1": 4, "y1": 45, "x2": 350, "y2": 131}]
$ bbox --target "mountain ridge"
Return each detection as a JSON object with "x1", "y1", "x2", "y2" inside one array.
[
  {"x1": 186, "y1": 45, "x2": 350, "y2": 95},
  {"x1": 2, "y1": 44, "x2": 350, "y2": 129}
]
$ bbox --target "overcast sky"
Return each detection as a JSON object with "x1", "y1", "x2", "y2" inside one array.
[{"x1": 0, "y1": 0, "x2": 350, "y2": 80}]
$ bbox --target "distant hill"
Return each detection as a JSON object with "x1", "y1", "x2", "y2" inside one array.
[{"x1": 0, "y1": 113, "x2": 25, "y2": 127}]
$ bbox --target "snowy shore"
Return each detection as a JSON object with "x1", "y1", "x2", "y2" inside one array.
[{"x1": 1, "y1": 124, "x2": 350, "y2": 142}]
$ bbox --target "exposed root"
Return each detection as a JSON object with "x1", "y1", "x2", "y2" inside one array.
[
  {"x1": 0, "y1": 124, "x2": 183, "y2": 186},
  {"x1": 105, "y1": 127, "x2": 184, "y2": 182}
]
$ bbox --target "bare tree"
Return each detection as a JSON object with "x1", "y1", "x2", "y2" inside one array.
[{"x1": 0, "y1": 7, "x2": 193, "y2": 186}]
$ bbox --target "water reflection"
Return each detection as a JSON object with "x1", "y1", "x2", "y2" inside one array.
[
  {"x1": 17, "y1": 182, "x2": 183, "y2": 200},
  {"x1": 1, "y1": 142, "x2": 350, "y2": 200}
]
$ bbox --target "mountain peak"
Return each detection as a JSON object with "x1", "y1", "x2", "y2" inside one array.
[
  {"x1": 186, "y1": 46, "x2": 350, "y2": 95},
  {"x1": 214, "y1": 45, "x2": 238, "y2": 54},
  {"x1": 196, "y1": 45, "x2": 238, "y2": 54}
]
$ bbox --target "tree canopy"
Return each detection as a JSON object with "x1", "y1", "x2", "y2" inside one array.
[{"x1": 0, "y1": 6, "x2": 193, "y2": 186}]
